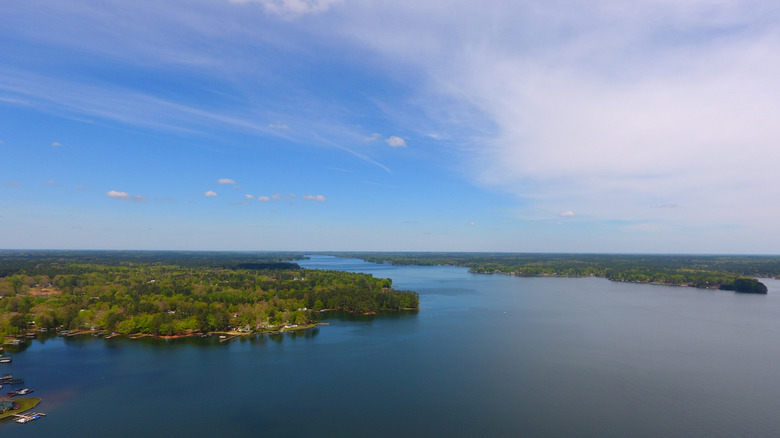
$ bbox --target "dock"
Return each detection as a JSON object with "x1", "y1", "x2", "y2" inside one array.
[{"x1": 13, "y1": 412, "x2": 46, "y2": 424}]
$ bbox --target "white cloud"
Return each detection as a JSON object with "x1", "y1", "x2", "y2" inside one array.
[
  {"x1": 468, "y1": 222, "x2": 475, "y2": 227},
  {"x1": 328, "y1": 0, "x2": 780, "y2": 248},
  {"x1": 204, "y1": 191, "x2": 218, "y2": 197},
  {"x1": 268, "y1": 123, "x2": 289, "y2": 129},
  {"x1": 43, "y1": 180, "x2": 55, "y2": 184},
  {"x1": 302, "y1": 194, "x2": 326, "y2": 202},
  {"x1": 217, "y1": 178, "x2": 236, "y2": 185},
  {"x1": 385, "y1": 136, "x2": 407, "y2": 147},
  {"x1": 559, "y1": 211, "x2": 576, "y2": 217},
  {"x1": 244, "y1": 194, "x2": 255, "y2": 199},
  {"x1": 230, "y1": 0, "x2": 343, "y2": 17},
  {"x1": 257, "y1": 196, "x2": 271, "y2": 202},
  {"x1": 272, "y1": 193, "x2": 296, "y2": 200},
  {"x1": 2, "y1": 181, "x2": 20, "y2": 187},
  {"x1": 106, "y1": 190, "x2": 131, "y2": 200},
  {"x1": 365, "y1": 133, "x2": 381, "y2": 141},
  {"x1": 51, "y1": 142, "x2": 61, "y2": 147},
  {"x1": 133, "y1": 195, "x2": 148, "y2": 203}
]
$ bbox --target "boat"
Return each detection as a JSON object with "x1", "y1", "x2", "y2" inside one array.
[
  {"x1": 8, "y1": 388, "x2": 33, "y2": 397},
  {"x1": 0, "y1": 355, "x2": 11, "y2": 364}
]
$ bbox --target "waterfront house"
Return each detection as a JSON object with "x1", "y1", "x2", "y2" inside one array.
[{"x1": 0, "y1": 395, "x2": 17, "y2": 412}]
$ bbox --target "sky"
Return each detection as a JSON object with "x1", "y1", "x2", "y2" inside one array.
[{"x1": 1, "y1": 0, "x2": 779, "y2": 253}]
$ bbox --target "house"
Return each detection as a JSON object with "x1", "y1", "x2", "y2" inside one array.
[{"x1": 0, "y1": 395, "x2": 17, "y2": 413}]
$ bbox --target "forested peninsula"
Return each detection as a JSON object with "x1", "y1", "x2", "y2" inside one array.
[
  {"x1": 0, "y1": 251, "x2": 419, "y2": 341},
  {"x1": 322, "y1": 252, "x2": 776, "y2": 294}
]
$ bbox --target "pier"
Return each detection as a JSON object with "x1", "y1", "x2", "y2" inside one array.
[{"x1": 13, "y1": 412, "x2": 46, "y2": 424}]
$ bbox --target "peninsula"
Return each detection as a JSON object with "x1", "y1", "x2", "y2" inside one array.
[{"x1": 0, "y1": 251, "x2": 419, "y2": 341}]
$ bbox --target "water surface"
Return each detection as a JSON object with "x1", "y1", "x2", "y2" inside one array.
[{"x1": 4, "y1": 255, "x2": 780, "y2": 437}]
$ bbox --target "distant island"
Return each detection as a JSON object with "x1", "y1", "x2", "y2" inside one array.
[
  {"x1": 0, "y1": 251, "x2": 419, "y2": 342},
  {"x1": 318, "y1": 252, "x2": 776, "y2": 294}
]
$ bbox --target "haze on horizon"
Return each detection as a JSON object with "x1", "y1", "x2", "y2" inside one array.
[{"x1": 2, "y1": 1, "x2": 779, "y2": 254}]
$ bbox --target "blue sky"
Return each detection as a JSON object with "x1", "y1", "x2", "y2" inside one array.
[{"x1": 2, "y1": 0, "x2": 779, "y2": 253}]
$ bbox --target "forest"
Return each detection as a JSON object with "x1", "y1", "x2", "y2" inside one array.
[
  {"x1": 322, "y1": 252, "x2": 776, "y2": 294},
  {"x1": 0, "y1": 251, "x2": 419, "y2": 340}
]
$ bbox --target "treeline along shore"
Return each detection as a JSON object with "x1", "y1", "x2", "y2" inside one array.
[
  {"x1": 0, "y1": 251, "x2": 419, "y2": 341},
  {"x1": 320, "y1": 252, "x2": 776, "y2": 294}
]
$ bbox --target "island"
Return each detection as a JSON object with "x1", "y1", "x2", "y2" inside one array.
[{"x1": 0, "y1": 251, "x2": 419, "y2": 341}]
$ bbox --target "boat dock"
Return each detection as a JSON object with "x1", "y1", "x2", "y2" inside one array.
[{"x1": 13, "y1": 412, "x2": 46, "y2": 424}]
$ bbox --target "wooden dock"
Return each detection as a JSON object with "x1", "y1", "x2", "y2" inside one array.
[{"x1": 13, "y1": 412, "x2": 46, "y2": 424}]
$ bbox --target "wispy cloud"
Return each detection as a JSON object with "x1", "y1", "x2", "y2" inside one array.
[
  {"x1": 204, "y1": 191, "x2": 218, "y2": 197},
  {"x1": 51, "y1": 141, "x2": 62, "y2": 147},
  {"x1": 230, "y1": 0, "x2": 343, "y2": 17},
  {"x1": 327, "y1": 0, "x2": 780, "y2": 244},
  {"x1": 257, "y1": 196, "x2": 271, "y2": 202},
  {"x1": 268, "y1": 123, "x2": 289, "y2": 129},
  {"x1": 2, "y1": 181, "x2": 20, "y2": 187},
  {"x1": 217, "y1": 178, "x2": 236, "y2": 185},
  {"x1": 365, "y1": 133, "x2": 381, "y2": 141},
  {"x1": 559, "y1": 211, "x2": 576, "y2": 217},
  {"x1": 302, "y1": 194, "x2": 326, "y2": 202},
  {"x1": 315, "y1": 135, "x2": 392, "y2": 173},
  {"x1": 244, "y1": 194, "x2": 255, "y2": 199}
]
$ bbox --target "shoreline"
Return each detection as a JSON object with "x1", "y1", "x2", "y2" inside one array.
[
  {"x1": 50, "y1": 307, "x2": 419, "y2": 341},
  {"x1": 58, "y1": 322, "x2": 330, "y2": 341}
]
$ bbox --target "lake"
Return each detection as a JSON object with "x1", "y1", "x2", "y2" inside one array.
[{"x1": 3, "y1": 255, "x2": 780, "y2": 437}]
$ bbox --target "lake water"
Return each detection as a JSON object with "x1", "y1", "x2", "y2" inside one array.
[{"x1": 4, "y1": 255, "x2": 780, "y2": 437}]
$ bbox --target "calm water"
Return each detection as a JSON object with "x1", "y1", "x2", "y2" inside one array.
[{"x1": 4, "y1": 255, "x2": 780, "y2": 437}]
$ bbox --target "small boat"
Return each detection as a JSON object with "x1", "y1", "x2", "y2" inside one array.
[
  {"x1": 0, "y1": 355, "x2": 11, "y2": 364},
  {"x1": 8, "y1": 388, "x2": 33, "y2": 397}
]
